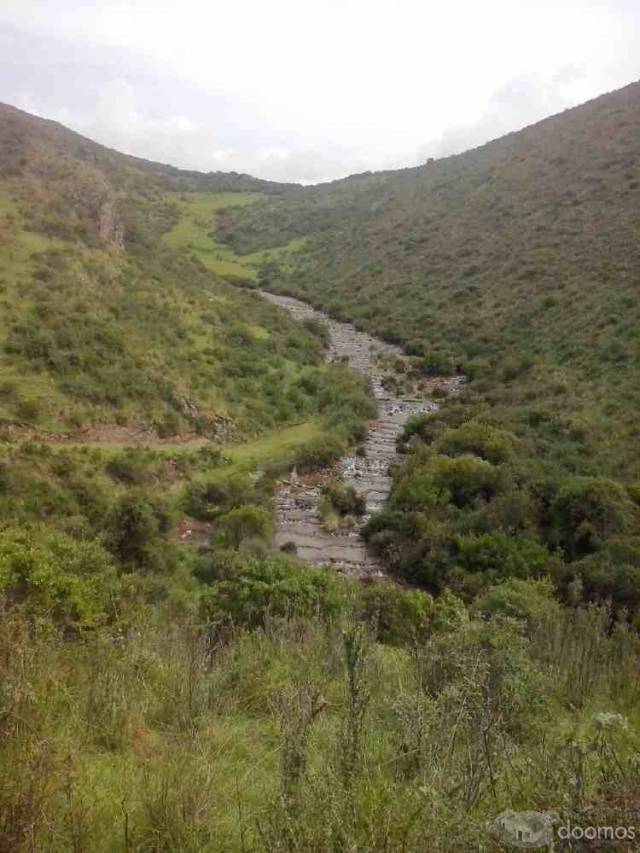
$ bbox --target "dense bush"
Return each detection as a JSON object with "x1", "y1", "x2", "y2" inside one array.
[
  {"x1": 3, "y1": 584, "x2": 639, "y2": 851},
  {"x1": 357, "y1": 584, "x2": 466, "y2": 644},
  {"x1": 182, "y1": 474, "x2": 257, "y2": 520},
  {"x1": 294, "y1": 435, "x2": 346, "y2": 473},
  {"x1": 548, "y1": 476, "x2": 636, "y2": 560},
  {"x1": 0, "y1": 526, "x2": 117, "y2": 627},
  {"x1": 318, "y1": 480, "x2": 367, "y2": 531},
  {"x1": 416, "y1": 349, "x2": 457, "y2": 376},
  {"x1": 199, "y1": 555, "x2": 347, "y2": 627},
  {"x1": 212, "y1": 505, "x2": 272, "y2": 551},
  {"x1": 106, "y1": 448, "x2": 160, "y2": 485},
  {"x1": 106, "y1": 492, "x2": 174, "y2": 570},
  {"x1": 453, "y1": 532, "x2": 554, "y2": 581},
  {"x1": 321, "y1": 480, "x2": 366, "y2": 517},
  {"x1": 475, "y1": 576, "x2": 562, "y2": 629},
  {"x1": 391, "y1": 454, "x2": 507, "y2": 511},
  {"x1": 573, "y1": 552, "x2": 640, "y2": 624},
  {"x1": 435, "y1": 421, "x2": 516, "y2": 464}
]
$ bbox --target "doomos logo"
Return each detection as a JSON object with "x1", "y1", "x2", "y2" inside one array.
[{"x1": 492, "y1": 810, "x2": 559, "y2": 849}]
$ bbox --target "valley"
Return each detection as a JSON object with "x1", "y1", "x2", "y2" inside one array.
[{"x1": 2, "y1": 89, "x2": 640, "y2": 852}]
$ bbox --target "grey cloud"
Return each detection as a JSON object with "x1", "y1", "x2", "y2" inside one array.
[
  {"x1": 0, "y1": 25, "x2": 368, "y2": 183},
  {"x1": 416, "y1": 73, "x2": 585, "y2": 163},
  {"x1": 2, "y1": 11, "x2": 640, "y2": 185},
  {"x1": 414, "y1": 28, "x2": 640, "y2": 167}
]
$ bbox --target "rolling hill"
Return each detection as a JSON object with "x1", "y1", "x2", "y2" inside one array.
[
  {"x1": 219, "y1": 82, "x2": 640, "y2": 613},
  {"x1": 220, "y1": 81, "x2": 640, "y2": 477},
  {"x1": 0, "y1": 102, "x2": 337, "y2": 440}
]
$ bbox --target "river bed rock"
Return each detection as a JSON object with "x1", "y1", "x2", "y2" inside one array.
[{"x1": 260, "y1": 292, "x2": 464, "y2": 578}]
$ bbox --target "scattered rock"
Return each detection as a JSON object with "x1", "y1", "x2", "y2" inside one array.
[{"x1": 260, "y1": 292, "x2": 463, "y2": 578}]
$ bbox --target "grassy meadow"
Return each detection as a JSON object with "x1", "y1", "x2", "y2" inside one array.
[
  {"x1": 162, "y1": 192, "x2": 264, "y2": 280},
  {"x1": 162, "y1": 190, "x2": 308, "y2": 285}
]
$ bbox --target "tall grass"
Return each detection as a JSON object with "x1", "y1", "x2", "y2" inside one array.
[{"x1": 1, "y1": 585, "x2": 639, "y2": 852}]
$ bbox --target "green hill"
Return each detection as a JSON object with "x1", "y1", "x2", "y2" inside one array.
[
  {"x1": 0, "y1": 100, "x2": 372, "y2": 594},
  {"x1": 220, "y1": 82, "x2": 640, "y2": 468},
  {"x1": 0, "y1": 102, "x2": 338, "y2": 439},
  {"x1": 220, "y1": 83, "x2": 640, "y2": 613}
]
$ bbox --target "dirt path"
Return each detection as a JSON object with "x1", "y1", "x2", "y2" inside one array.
[
  {"x1": 5, "y1": 420, "x2": 214, "y2": 449},
  {"x1": 259, "y1": 292, "x2": 463, "y2": 578}
]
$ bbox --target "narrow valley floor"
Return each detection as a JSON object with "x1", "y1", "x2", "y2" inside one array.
[{"x1": 260, "y1": 292, "x2": 463, "y2": 577}]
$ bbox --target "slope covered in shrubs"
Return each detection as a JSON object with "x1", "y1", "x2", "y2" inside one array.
[
  {"x1": 3, "y1": 573, "x2": 640, "y2": 851},
  {"x1": 219, "y1": 82, "x2": 640, "y2": 619},
  {"x1": 0, "y1": 103, "x2": 322, "y2": 437},
  {"x1": 220, "y1": 82, "x2": 640, "y2": 475}
]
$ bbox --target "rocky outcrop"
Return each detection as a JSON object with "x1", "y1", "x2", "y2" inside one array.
[
  {"x1": 58, "y1": 163, "x2": 124, "y2": 248},
  {"x1": 173, "y1": 395, "x2": 236, "y2": 442},
  {"x1": 97, "y1": 195, "x2": 124, "y2": 247}
]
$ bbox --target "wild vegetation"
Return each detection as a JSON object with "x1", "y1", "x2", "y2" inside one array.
[
  {"x1": 319, "y1": 479, "x2": 367, "y2": 531},
  {"x1": 220, "y1": 82, "x2": 640, "y2": 622},
  {"x1": 0, "y1": 102, "x2": 326, "y2": 437},
  {"x1": 2, "y1": 86, "x2": 640, "y2": 850},
  {"x1": 3, "y1": 576, "x2": 640, "y2": 851}
]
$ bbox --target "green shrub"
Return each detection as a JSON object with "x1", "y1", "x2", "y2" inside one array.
[
  {"x1": 213, "y1": 505, "x2": 272, "y2": 550},
  {"x1": 572, "y1": 541, "x2": 640, "y2": 620},
  {"x1": 321, "y1": 480, "x2": 366, "y2": 517},
  {"x1": 302, "y1": 317, "x2": 330, "y2": 347},
  {"x1": 15, "y1": 398, "x2": 40, "y2": 422},
  {"x1": 0, "y1": 526, "x2": 117, "y2": 627},
  {"x1": 106, "y1": 449, "x2": 157, "y2": 485},
  {"x1": 549, "y1": 476, "x2": 636, "y2": 559},
  {"x1": 199, "y1": 556, "x2": 347, "y2": 627},
  {"x1": 358, "y1": 584, "x2": 435, "y2": 643},
  {"x1": 436, "y1": 421, "x2": 516, "y2": 464},
  {"x1": 182, "y1": 474, "x2": 255, "y2": 520},
  {"x1": 417, "y1": 350, "x2": 455, "y2": 376},
  {"x1": 392, "y1": 454, "x2": 506, "y2": 511},
  {"x1": 106, "y1": 492, "x2": 174, "y2": 569},
  {"x1": 475, "y1": 578, "x2": 562, "y2": 630},
  {"x1": 156, "y1": 409, "x2": 181, "y2": 437},
  {"x1": 0, "y1": 381, "x2": 17, "y2": 401},
  {"x1": 400, "y1": 403, "x2": 478, "y2": 448},
  {"x1": 295, "y1": 435, "x2": 345, "y2": 473},
  {"x1": 454, "y1": 532, "x2": 554, "y2": 580}
]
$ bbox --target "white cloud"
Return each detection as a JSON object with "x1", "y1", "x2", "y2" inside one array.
[{"x1": 1, "y1": 0, "x2": 640, "y2": 182}]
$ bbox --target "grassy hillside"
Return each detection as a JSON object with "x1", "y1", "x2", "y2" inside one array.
[
  {"x1": 161, "y1": 192, "x2": 305, "y2": 283},
  {"x1": 219, "y1": 82, "x2": 640, "y2": 472},
  {"x1": 219, "y1": 82, "x2": 640, "y2": 619},
  {"x1": 0, "y1": 97, "x2": 378, "y2": 570},
  {"x1": 162, "y1": 192, "x2": 264, "y2": 281},
  {"x1": 0, "y1": 100, "x2": 376, "y2": 624},
  {"x1": 0, "y1": 102, "x2": 345, "y2": 439}
]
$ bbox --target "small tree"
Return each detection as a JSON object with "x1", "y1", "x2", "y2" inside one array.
[
  {"x1": 106, "y1": 492, "x2": 172, "y2": 568},
  {"x1": 214, "y1": 505, "x2": 272, "y2": 550}
]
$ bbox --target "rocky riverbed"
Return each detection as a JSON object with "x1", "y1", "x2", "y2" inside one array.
[{"x1": 260, "y1": 292, "x2": 464, "y2": 578}]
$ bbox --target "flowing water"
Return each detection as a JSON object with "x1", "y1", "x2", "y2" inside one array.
[{"x1": 260, "y1": 292, "x2": 464, "y2": 578}]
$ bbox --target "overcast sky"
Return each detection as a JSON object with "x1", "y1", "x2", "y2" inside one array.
[{"x1": 2, "y1": 0, "x2": 640, "y2": 183}]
